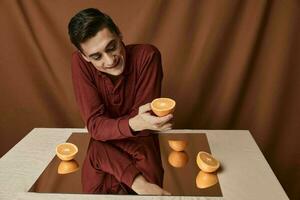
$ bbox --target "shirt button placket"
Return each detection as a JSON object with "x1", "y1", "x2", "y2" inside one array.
[{"x1": 114, "y1": 94, "x2": 120, "y2": 104}]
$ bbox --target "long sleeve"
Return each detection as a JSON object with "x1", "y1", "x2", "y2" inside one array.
[
  {"x1": 71, "y1": 52, "x2": 133, "y2": 141},
  {"x1": 83, "y1": 138, "x2": 140, "y2": 189},
  {"x1": 125, "y1": 46, "x2": 163, "y2": 124},
  {"x1": 119, "y1": 46, "x2": 163, "y2": 137},
  {"x1": 71, "y1": 45, "x2": 163, "y2": 141}
]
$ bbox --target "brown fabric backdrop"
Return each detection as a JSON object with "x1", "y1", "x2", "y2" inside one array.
[{"x1": 0, "y1": 0, "x2": 299, "y2": 199}]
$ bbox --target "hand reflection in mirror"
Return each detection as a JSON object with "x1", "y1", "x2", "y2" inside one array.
[{"x1": 82, "y1": 135, "x2": 170, "y2": 195}]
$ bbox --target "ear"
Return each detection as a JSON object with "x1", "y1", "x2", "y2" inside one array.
[{"x1": 80, "y1": 52, "x2": 90, "y2": 62}]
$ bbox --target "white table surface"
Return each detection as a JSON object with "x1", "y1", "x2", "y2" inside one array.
[{"x1": 0, "y1": 128, "x2": 288, "y2": 200}]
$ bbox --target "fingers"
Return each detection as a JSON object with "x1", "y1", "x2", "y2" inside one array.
[
  {"x1": 162, "y1": 190, "x2": 171, "y2": 195},
  {"x1": 157, "y1": 123, "x2": 172, "y2": 132},
  {"x1": 157, "y1": 114, "x2": 173, "y2": 124},
  {"x1": 151, "y1": 123, "x2": 172, "y2": 132},
  {"x1": 139, "y1": 112, "x2": 173, "y2": 131},
  {"x1": 138, "y1": 103, "x2": 151, "y2": 114},
  {"x1": 153, "y1": 184, "x2": 171, "y2": 195},
  {"x1": 141, "y1": 113, "x2": 173, "y2": 124},
  {"x1": 149, "y1": 114, "x2": 173, "y2": 125}
]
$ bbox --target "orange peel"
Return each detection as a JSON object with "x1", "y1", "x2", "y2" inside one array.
[
  {"x1": 168, "y1": 140, "x2": 188, "y2": 151},
  {"x1": 57, "y1": 160, "x2": 79, "y2": 174},
  {"x1": 196, "y1": 151, "x2": 220, "y2": 173},
  {"x1": 168, "y1": 151, "x2": 189, "y2": 168},
  {"x1": 196, "y1": 171, "x2": 218, "y2": 189},
  {"x1": 56, "y1": 142, "x2": 78, "y2": 161},
  {"x1": 151, "y1": 98, "x2": 176, "y2": 117}
]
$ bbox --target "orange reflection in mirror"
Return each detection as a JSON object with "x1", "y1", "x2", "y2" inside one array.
[
  {"x1": 168, "y1": 151, "x2": 189, "y2": 168},
  {"x1": 58, "y1": 160, "x2": 79, "y2": 174},
  {"x1": 196, "y1": 171, "x2": 218, "y2": 189},
  {"x1": 168, "y1": 140, "x2": 188, "y2": 152}
]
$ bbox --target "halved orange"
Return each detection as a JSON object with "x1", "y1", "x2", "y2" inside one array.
[
  {"x1": 168, "y1": 151, "x2": 189, "y2": 168},
  {"x1": 151, "y1": 98, "x2": 176, "y2": 117},
  {"x1": 196, "y1": 171, "x2": 218, "y2": 189},
  {"x1": 58, "y1": 160, "x2": 79, "y2": 174},
  {"x1": 56, "y1": 142, "x2": 78, "y2": 161},
  {"x1": 196, "y1": 151, "x2": 220, "y2": 173},
  {"x1": 168, "y1": 139, "x2": 188, "y2": 151}
]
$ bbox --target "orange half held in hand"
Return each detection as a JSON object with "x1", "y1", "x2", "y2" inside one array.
[
  {"x1": 151, "y1": 98, "x2": 176, "y2": 117},
  {"x1": 196, "y1": 151, "x2": 220, "y2": 173},
  {"x1": 56, "y1": 142, "x2": 78, "y2": 161}
]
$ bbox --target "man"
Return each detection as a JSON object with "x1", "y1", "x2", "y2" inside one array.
[{"x1": 68, "y1": 8, "x2": 172, "y2": 195}]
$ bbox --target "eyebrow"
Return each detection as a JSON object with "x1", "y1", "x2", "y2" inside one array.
[{"x1": 88, "y1": 39, "x2": 116, "y2": 58}]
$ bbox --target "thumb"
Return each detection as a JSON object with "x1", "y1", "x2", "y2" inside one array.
[{"x1": 138, "y1": 103, "x2": 151, "y2": 114}]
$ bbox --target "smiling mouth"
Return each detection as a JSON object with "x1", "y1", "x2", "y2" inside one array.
[{"x1": 107, "y1": 58, "x2": 120, "y2": 69}]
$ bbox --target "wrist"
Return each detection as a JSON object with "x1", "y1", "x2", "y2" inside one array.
[
  {"x1": 128, "y1": 115, "x2": 140, "y2": 131},
  {"x1": 129, "y1": 115, "x2": 139, "y2": 132},
  {"x1": 131, "y1": 174, "x2": 147, "y2": 190}
]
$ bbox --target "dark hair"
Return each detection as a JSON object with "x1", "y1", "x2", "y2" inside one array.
[{"x1": 68, "y1": 8, "x2": 121, "y2": 51}]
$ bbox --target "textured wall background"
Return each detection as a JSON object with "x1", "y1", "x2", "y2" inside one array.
[{"x1": 0, "y1": 0, "x2": 299, "y2": 198}]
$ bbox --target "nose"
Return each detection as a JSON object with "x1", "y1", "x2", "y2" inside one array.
[{"x1": 103, "y1": 53, "x2": 115, "y2": 67}]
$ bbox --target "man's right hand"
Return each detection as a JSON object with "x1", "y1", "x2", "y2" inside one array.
[
  {"x1": 131, "y1": 174, "x2": 171, "y2": 195},
  {"x1": 129, "y1": 103, "x2": 173, "y2": 132}
]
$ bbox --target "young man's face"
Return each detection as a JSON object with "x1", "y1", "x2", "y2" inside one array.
[{"x1": 80, "y1": 28, "x2": 125, "y2": 76}]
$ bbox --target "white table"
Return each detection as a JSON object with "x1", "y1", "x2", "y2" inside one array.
[{"x1": 0, "y1": 128, "x2": 288, "y2": 200}]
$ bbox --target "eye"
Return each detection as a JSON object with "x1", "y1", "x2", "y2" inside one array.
[
  {"x1": 92, "y1": 54, "x2": 102, "y2": 61},
  {"x1": 107, "y1": 43, "x2": 117, "y2": 52}
]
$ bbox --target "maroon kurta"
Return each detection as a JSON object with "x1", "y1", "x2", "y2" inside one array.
[{"x1": 71, "y1": 44, "x2": 164, "y2": 193}]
